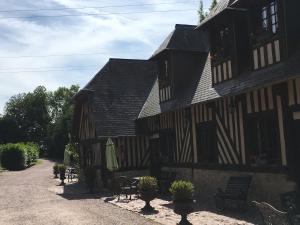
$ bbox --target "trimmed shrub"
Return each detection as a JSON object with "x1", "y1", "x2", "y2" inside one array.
[
  {"x1": 0, "y1": 143, "x2": 39, "y2": 170},
  {"x1": 138, "y1": 176, "x2": 158, "y2": 192},
  {"x1": 169, "y1": 180, "x2": 194, "y2": 202},
  {"x1": 53, "y1": 163, "x2": 59, "y2": 178}
]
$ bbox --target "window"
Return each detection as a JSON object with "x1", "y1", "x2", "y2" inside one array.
[
  {"x1": 160, "y1": 130, "x2": 176, "y2": 163},
  {"x1": 261, "y1": 1, "x2": 279, "y2": 34},
  {"x1": 247, "y1": 112, "x2": 280, "y2": 166},
  {"x1": 196, "y1": 122, "x2": 217, "y2": 163},
  {"x1": 211, "y1": 27, "x2": 231, "y2": 61},
  {"x1": 158, "y1": 60, "x2": 169, "y2": 86},
  {"x1": 159, "y1": 59, "x2": 172, "y2": 102}
]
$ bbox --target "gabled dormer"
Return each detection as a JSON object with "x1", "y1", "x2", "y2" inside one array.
[
  {"x1": 246, "y1": 0, "x2": 283, "y2": 70},
  {"x1": 197, "y1": 0, "x2": 249, "y2": 85},
  {"x1": 157, "y1": 53, "x2": 172, "y2": 103},
  {"x1": 150, "y1": 24, "x2": 209, "y2": 104}
]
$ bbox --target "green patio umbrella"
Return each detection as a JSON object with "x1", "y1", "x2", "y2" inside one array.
[
  {"x1": 64, "y1": 149, "x2": 71, "y2": 166},
  {"x1": 106, "y1": 138, "x2": 119, "y2": 172}
]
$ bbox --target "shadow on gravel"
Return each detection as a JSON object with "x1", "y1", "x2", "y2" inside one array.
[{"x1": 57, "y1": 182, "x2": 112, "y2": 201}]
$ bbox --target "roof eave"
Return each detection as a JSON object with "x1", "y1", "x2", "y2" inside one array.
[{"x1": 196, "y1": 7, "x2": 247, "y2": 30}]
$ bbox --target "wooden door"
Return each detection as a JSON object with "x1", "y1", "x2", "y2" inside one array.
[{"x1": 149, "y1": 138, "x2": 161, "y2": 179}]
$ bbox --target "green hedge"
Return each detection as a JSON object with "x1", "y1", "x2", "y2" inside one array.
[{"x1": 0, "y1": 143, "x2": 39, "y2": 170}]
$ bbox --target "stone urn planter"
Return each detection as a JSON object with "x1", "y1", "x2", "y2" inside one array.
[
  {"x1": 53, "y1": 163, "x2": 59, "y2": 178},
  {"x1": 173, "y1": 200, "x2": 195, "y2": 225},
  {"x1": 170, "y1": 180, "x2": 195, "y2": 225},
  {"x1": 140, "y1": 190, "x2": 157, "y2": 211},
  {"x1": 59, "y1": 164, "x2": 66, "y2": 185},
  {"x1": 138, "y1": 176, "x2": 158, "y2": 212}
]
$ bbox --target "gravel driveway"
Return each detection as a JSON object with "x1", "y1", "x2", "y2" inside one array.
[{"x1": 0, "y1": 159, "x2": 158, "y2": 225}]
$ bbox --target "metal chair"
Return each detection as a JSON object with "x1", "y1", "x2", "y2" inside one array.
[{"x1": 252, "y1": 201, "x2": 293, "y2": 225}]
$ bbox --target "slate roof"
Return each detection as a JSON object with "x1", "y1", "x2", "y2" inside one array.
[
  {"x1": 138, "y1": 79, "x2": 161, "y2": 118},
  {"x1": 197, "y1": 0, "x2": 239, "y2": 28},
  {"x1": 150, "y1": 24, "x2": 209, "y2": 59},
  {"x1": 138, "y1": 53, "x2": 220, "y2": 118},
  {"x1": 139, "y1": 46, "x2": 300, "y2": 118},
  {"x1": 76, "y1": 58, "x2": 157, "y2": 138}
]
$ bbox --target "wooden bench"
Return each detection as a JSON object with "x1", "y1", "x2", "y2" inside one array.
[
  {"x1": 253, "y1": 201, "x2": 293, "y2": 225},
  {"x1": 113, "y1": 176, "x2": 138, "y2": 201},
  {"x1": 215, "y1": 176, "x2": 252, "y2": 211}
]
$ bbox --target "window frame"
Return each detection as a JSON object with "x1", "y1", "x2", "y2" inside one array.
[
  {"x1": 246, "y1": 110, "x2": 281, "y2": 166},
  {"x1": 196, "y1": 121, "x2": 218, "y2": 164}
]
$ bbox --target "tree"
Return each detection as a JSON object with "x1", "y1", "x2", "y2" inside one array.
[
  {"x1": 46, "y1": 85, "x2": 79, "y2": 158},
  {"x1": 4, "y1": 86, "x2": 50, "y2": 142},
  {"x1": 198, "y1": 0, "x2": 219, "y2": 24},
  {"x1": 209, "y1": 0, "x2": 218, "y2": 11},
  {"x1": 0, "y1": 115, "x2": 24, "y2": 144},
  {"x1": 0, "y1": 84, "x2": 79, "y2": 158},
  {"x1": 198, "y1": 0, "x2": 207, "y2": 24}
]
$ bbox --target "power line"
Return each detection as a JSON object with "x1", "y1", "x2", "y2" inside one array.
[
  {"x1": 0, "y1": 68, "x2": 97, "y2": 74},
  {"x1": 0, "y1": 8, "x2": 195, "y2": 19},
  {"x1": 0, "y1": 65, "x2": 100, "y2": 71},
  {"x1": 0, "y1": 50, "x2": 147, "y2": 59},
  {"x1": 0, "y1": 1, "x2": 197, "y2": 13}
]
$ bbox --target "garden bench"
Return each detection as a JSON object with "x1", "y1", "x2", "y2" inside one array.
[
  {"x1": 215, "y1": 176, "x2": 252, "y2": 211},
  {"x1": 113, "y1": 176, "x2": 138, "y2": 201},
  {"x1": 253, "y1": 201, "x2": 293, "y2": 225},
  {"x1": 159, "y1": 171, "x2": 177, "y2": 194},
  {"x1": 281, "y1": 191, "x2": 300, "y2": 225}
]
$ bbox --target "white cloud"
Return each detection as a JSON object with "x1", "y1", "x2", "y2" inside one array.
[{"x1": 0, "y1": 0, "x2": 208, "y2": 112}]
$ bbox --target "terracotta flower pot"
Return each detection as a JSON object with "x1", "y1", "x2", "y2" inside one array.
[
  {"x1": 173, "y1": 200, "x2": 194, "y2": 225},
  {"x1": 140, "y1": 190, "x2": 157, "y2": 212}
]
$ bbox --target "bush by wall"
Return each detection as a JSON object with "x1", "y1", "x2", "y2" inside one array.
[{"x1": 0, "y1": 143, "x2": 39, "y2": 170}]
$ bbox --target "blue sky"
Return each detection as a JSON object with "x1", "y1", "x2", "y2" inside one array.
[{"x1": 0, "y1": 0, "x2": 212, "y2": 113}]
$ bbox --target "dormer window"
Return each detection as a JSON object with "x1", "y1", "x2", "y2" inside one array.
[
  {"x1": 261, "y1": 1, "x2": 278, "y2": 34},
  {"x1": 211, "y1": 27, "x2": 231, "y2": 62},
  {"x1": 158, "y1": 60, "x2": 172, "y2": 102},
  {"x1": 251, "y1": 0, "x2": 281, "y2": 70},
  {"x1": 211, "y1": 26, "x2": 233, "y2": 85}
]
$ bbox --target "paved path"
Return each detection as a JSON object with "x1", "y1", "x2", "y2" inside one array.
[{"x1": 0, "y1": 159, "x2": 158, "y2": 225}]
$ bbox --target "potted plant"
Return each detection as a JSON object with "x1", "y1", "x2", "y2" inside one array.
[
  {"x1": 170, "y1": 180, "x2": 195, "y2": 225},
  {"x1": 53, "y1": 163, "x2": 59, "y2": 178},
  {"x1": 58, "y1": 164, "x2": 66, "y2": 185},
  {"x1": 138, "y1": 176, "x2": 158, "y2": 212},
  {"x1": 84, "y1": 166, "x2": 97, "y2": 193}
]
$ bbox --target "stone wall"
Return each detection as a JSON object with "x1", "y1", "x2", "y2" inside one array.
[
  {"x1": 115, "y1": 170, "x2": 150, "y2": 178},
  {"x1": 162, "y1": 167, "x2": 296, "y2": 207}
]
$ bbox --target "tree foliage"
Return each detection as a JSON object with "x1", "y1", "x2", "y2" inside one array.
[
  {"x1": 198, "y1": 0, "x2": 219, "y2": 24},
  {"x1": 0, "y1": 85, "x2": 79, "y2": 158},
  {"x1": 47, "y1": 85, "x2": 79, "y2": 158},
  {"x1": 198, "y1": 0, "x2": 207, "y2": 24},
  {"x1": 4, "y1": 86, "x2": 50, "y2": 142},
  {"x1": 209, "y1": 0, "x2": 218, "y2": 11}
]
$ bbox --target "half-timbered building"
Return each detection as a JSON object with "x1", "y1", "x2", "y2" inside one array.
[
  {"x1": 72, "y1": 59, "x2": 157, "y2": 182},
  {"x1": 137, "y1": 0, "x2": 300, "y2": 205},
  {"x1": 73, "y1": 0, "x2": 300, "y2": 206}
]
